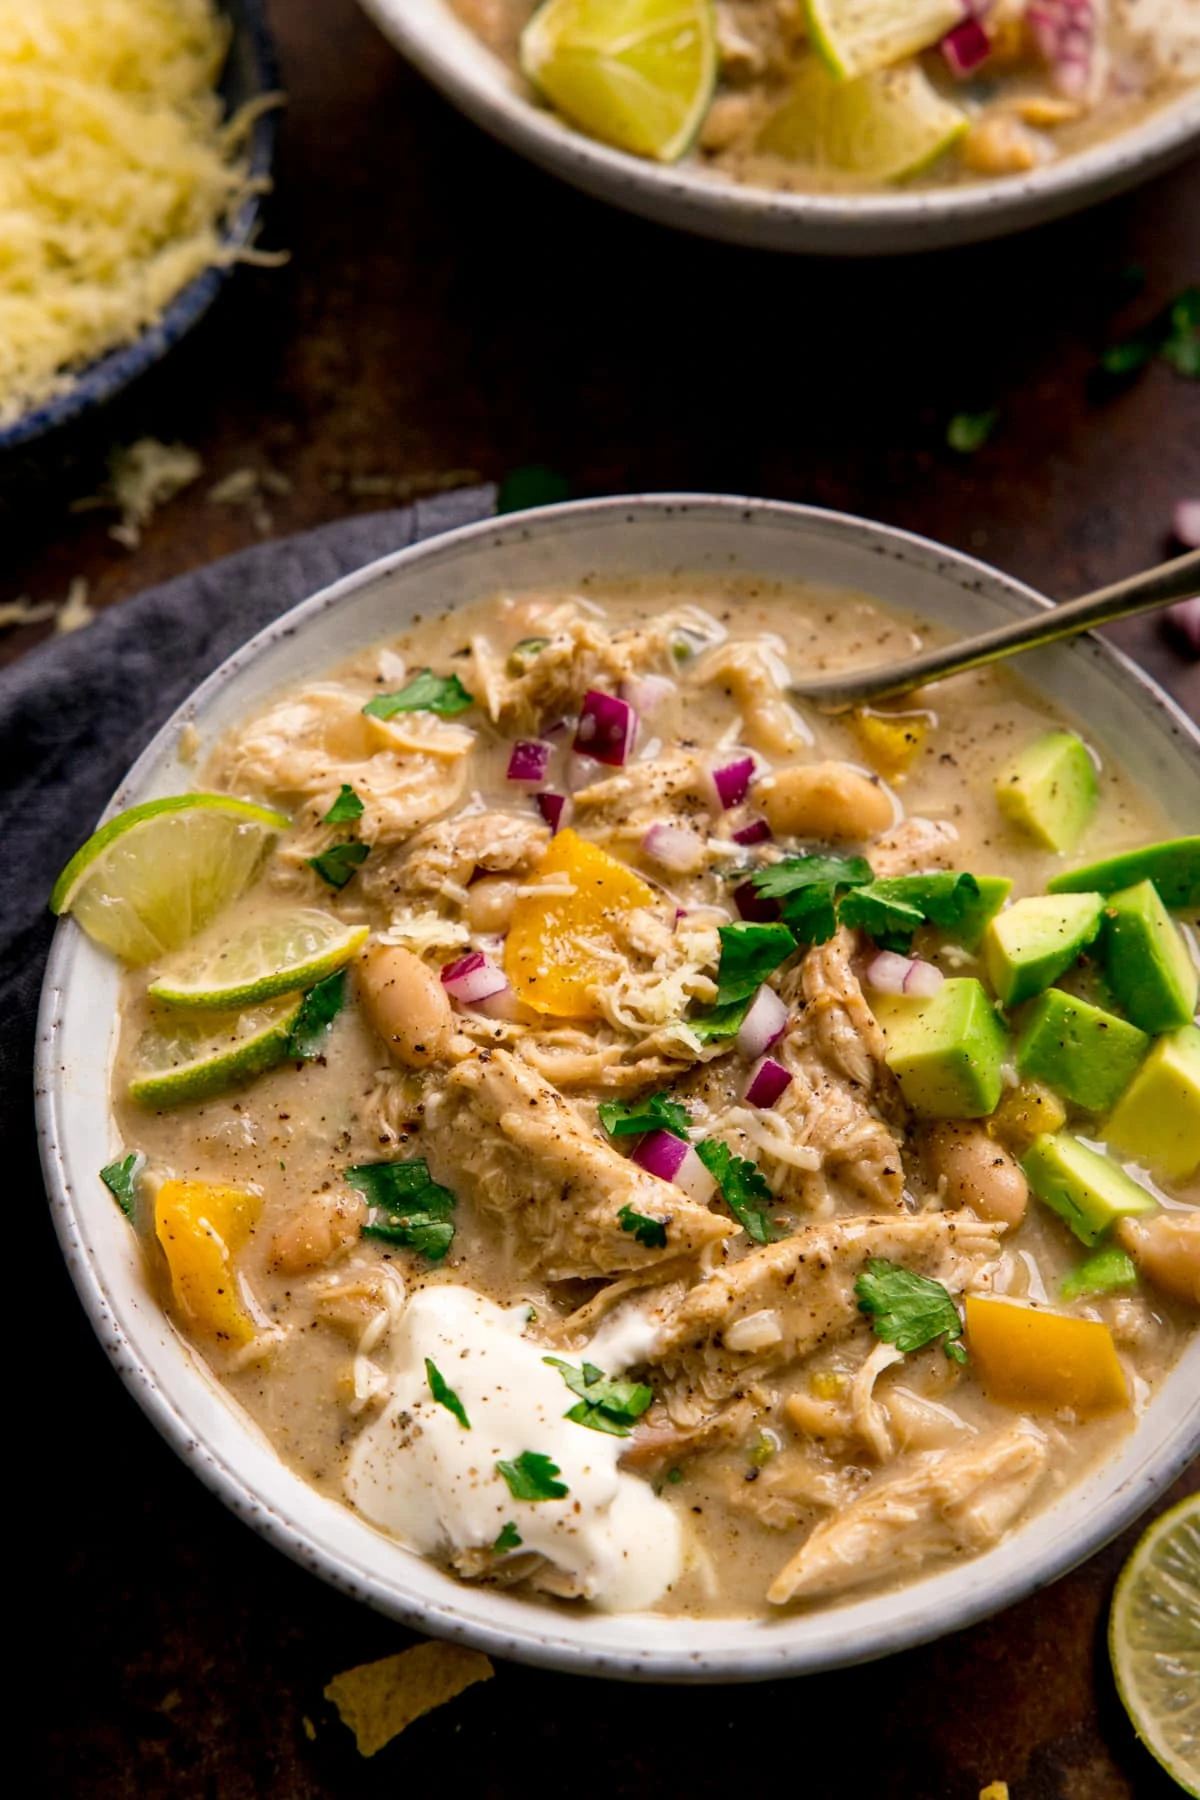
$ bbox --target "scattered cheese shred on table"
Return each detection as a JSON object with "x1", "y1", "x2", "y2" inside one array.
[
  {"x1": 0, "y1": 0, "x2": 276, "y2": 425},
  {"x1": 324, "y1": 1642, "x2": 494, "y2": 1757}
]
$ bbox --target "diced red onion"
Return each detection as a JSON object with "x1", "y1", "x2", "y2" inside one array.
[
  {"x1": 732, "y1": 818, "x2": 772, "y2": 846},
  {"x1": 441, "y1": 951, "x2": 509, "y2": 1006},
  {"x1": 574, "y1": 689, "x2": 637, "y2": 766},
  {"x1": 631, "y1": 1131, "x2": 716, "y2": 1205},
  {"x1": 641, "y1": 822, "x2": 706, "y2": 874},
  {"x1": 1027, "y1": 0, "x2": 1098, "y2": 99},
  {"x1": 1165, "y1": 599, "x2": 1200, "y2": 656},
  {"x1": 620, "y1": 673, "x2": 675, "y2": 717},
  {"x1": 744, "y1": 1055, "x2": 793, "y2": 1109},
  {"x1": 1172, "y1": 499, "x2": 1200, "y2": 549},
  {"x1": 941, "y1": 15, "x2": 990, "y2": 75},
  {"x1": 736, "y1": 984, "x2": 789, "y2": 1060},
  {"x1": 709, "y1": 755, "x2": 756, "y2": 810},
  {"x1": 866, "y1": 951, "x2": 945, "y2": 997},
  {"x1": 536, "y1": 791, "x2": 572, "y2": 833},
  {"x1": 734, "y1": 881, "x2": 780, "y2": 923},
  {"x1": 507, "y1": 739, "x2": 552, "y2": 784}
]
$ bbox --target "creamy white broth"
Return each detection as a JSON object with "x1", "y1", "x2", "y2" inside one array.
[{"x1": 113, "y1": 578, "x2": 1197, "y2": 1619}]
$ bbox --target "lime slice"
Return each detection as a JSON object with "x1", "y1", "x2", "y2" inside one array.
[
  {"x1": 520, "y1": 0, "x2": 717, "y2": 163},
  {"x1": 1110, "y1": 1495, "x2": 1200, "y2": 1797},
  {"x1": 51, "y1": 794, "x2": 290, "y2": 966},
  {"x1": 758, "y1": 56, "x2": 968, "y2": 183},
  {"x1": 806, "y1": 0, "x2": 964, "y2": 81},
  {"x1": 147, "y1": 908, "x2": 368, "y2": 1009},
  {"x1": 128, "y1": 996, "x2": 304, "y2": 1108}
]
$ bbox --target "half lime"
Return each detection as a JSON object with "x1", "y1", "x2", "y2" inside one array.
[
  {"x1": 51, "y1": 794, "x2": 289, "y2": 965},
  {"x1": 148, "y1": 909, "x2": 368, "y2": 1009},
  {"x1": 520, "y1": 0, "x2": 717, "y2": 163},
  {"x1": 806, "y1": 0, "x2": 965, "y2": 81},
  {"x1": 1110, "y1": 1494, "x2": 1200, "y2": 1796}
]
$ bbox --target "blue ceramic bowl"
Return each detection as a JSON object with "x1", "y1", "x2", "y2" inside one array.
[{"x1": 0, "y1": 0, "x2": 279, "y2": 454}]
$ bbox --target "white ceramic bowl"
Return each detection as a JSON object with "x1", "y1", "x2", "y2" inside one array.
[
  {"x1": 358, "y1": 0, "x2": 1200, "y2": 253},
  {"x1": 37, "y1": 496, "x2": 1200, "y2": 1681}
]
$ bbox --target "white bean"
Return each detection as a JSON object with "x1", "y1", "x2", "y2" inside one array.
[{"x1": 358, "y1": 944, "x2": 453, "y2": 1066}]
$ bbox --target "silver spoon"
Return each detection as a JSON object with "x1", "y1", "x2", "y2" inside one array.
[{"x1": 788, "y1": 547, "x2": 1200, "y2": 711}]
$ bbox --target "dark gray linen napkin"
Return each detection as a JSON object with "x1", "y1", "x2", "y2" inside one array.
[{"x1": 1, "y1": 485, "x2": 494, "y2": 1172}]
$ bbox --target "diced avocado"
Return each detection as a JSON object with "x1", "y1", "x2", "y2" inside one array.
[
  {"x1": 1022, "y1": 1130, "x2": 1157, "y2": 1245},
  {"x1": 1101, "y1": 879, "x2": 1199, "y2": 1033},
  {"x1": 1047, "y1": 836, "x2": 1200, "y2": 910},
  {"x1": 984, "y1": 892, "x2": 1105, "y2": 1007},
  {"x1": 995, "y1": 730, "x2": 1098, "y2": 854},
  {"x1": 1104, "y1": 1023, "x2": 1200, "y2": 1182},
  {"x1": 873, "y1": 977, "x2": 1008, "y2": 1118},
  {"x1": 951, "y1": 875, "x2": 1013, "y2": 951},
  {"x1": 1060, "y1": 1243, "x2": 1139, "y2": 1302},
  {"x1": 1015, "y1": 989, "x2": 1149, "y2": 1114}
]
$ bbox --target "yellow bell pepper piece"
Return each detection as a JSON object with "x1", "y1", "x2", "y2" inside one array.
[
  {"x1": 503, "y1": 828, "x2": 655, "y2": 1019},
  {"x1": 964, "y1": 1294, "x2": 1128, "y2": 1415},
  {"x1": 155, "y1": 1178, "x2": 262, "y2": 1348},
  {"x1": 850, "y1": 709, "x2": 930, "y2": 782}
]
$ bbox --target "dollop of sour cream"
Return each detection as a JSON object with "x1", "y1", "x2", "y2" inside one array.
[{"x1": 345, "y1": 1285, "x2": 682, "y2": 1612}]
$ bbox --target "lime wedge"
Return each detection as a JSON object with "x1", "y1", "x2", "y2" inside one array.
[
  {"x1": 128, "y1": 996, "x2": 304, "y2": 1108},
  {"x1": 51, "y1": 794, "x2": 290, "y2": 966},
  {"x1": 758, "y1": 56, "x2": 968, "y2": 183},
  {"x1": 520, "y1": 0, "x2": 717, "y2": 163},
  {"x1": 806, "y1": 0, "x2": 965, "y2": 81},
  {"x1": 1110, "y1": 1495, "x2": 1200, "y2": 1797},
  {"x1": 147, "y1": 909, "x2": 368, "y2": 1009}
]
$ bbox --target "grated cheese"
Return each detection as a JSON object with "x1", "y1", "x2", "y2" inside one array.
[{"x1": 0, "y1": 0, "x2": 281, "y2": 425}]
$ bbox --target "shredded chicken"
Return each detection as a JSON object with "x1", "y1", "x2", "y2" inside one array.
[{"x1": 767, "y1": 1425, "x2": 1049, "y2": 1604}]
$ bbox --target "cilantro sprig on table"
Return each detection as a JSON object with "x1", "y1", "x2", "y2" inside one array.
[
  {"x1": 617, "y1": 1203, "x2": 669, "y2": 1249},
  {"x1": 363, "y1": 669, "x2": 474, "y2": 719},
  {"x1": 425, "y1": 1357, "x2": 470, "y2": 1429},
  {"x1": 1100, "y1": 284, "x2": 1200, "y2": 381},
  {"x1": 286, "y1": 969, "x2": 347, "y2": 1059},
  {"x1": 696, "y1": 1139, "x2": 777, "y2": 1246},
  {"x1": 855, "y1": 1258, "x2": 967, "y2": 1364},
  {"x1": 100, "y1": 1151, "x2": 144, "y2": 1221},
  {"x1": 496, "y1": 1451, "x2": 568, "y2": 1502},
  {"x1": 346, "y1": 1158, "x2": 457, "y2": 1261},
  {"x1": 544, "y1": 1358, "x2": 654, "y2": 1437},
  {"x1": 598, "y1": 1091, "x2": 691, "y2": 1140}
]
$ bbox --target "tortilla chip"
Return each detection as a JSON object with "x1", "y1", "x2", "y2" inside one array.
[
  {"x1": 979, "y1": 1785, "x2": 1010, "y2": 1800},
  {"x1": 324, "y1": 1641, "x2": 494, "y2": 1757}
]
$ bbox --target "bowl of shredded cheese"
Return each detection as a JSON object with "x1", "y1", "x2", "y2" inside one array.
[{"x1": 0, "y1": 0, "x2": 280, "y2": 452}]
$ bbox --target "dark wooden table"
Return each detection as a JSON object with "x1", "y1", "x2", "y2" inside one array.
[{"x1": 21, "y1": 3, "x2": 1198, "y2": 1794}]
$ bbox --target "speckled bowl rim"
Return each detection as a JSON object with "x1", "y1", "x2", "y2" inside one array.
[
  {"x1": 359, "y1": 0, "x2": 1200, "y2": 252},
  {"x1": 35, "y1": 495, "x2": 1200, "y2": 1683},
  {"x1": 0, "y1": 0, "x2": 279, "y2": 453}
]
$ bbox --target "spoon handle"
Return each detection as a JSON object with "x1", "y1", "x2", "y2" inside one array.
[{"x1": 793, "y1": 547, "x2": 1200, "y2": 710}]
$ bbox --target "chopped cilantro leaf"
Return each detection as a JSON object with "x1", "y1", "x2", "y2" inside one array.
[
  {"x1": 946, "y1": 409, "x2": 999, "y2": 454},
  {"x1": 363, "y1": 669, "x2": 474, "y2": 719},
  {"x1": 323, "y1": 783, "x2": 364, "y2": 824},
  {"x1": 496, "y1": 1451, "x2": 568, "y2": 1502},
  {"x1": 100, "y1": 1151, "x2": 143, "y2": 1220},
  {"x1": 544, "y1": 1357, "x2": 654, "y2": 1437},
  {"x1": 839, "y1": 872, "x2": 982, "y2": 953},
  {"x1": 1100, "y1": 336, "x2": 1156, "y2": 377},
  {"x1": 691, "y1": 920, "x2": 796, "y2": 1042},
  {"x1": 598, "y1": 1091, "x2": 691, "y2": 1140},
  {"x1": 695, "y1": 1139, "x2": 776, "y2": 1246},
  {"x1": 347, "y1": 1158, "x2": 457, "y2": 1261},
  {"x1": 1060, "y1": 1244, "x2": 1138, "y2": 1302},
  {"x1": 493, "y1": 1522, "x2": 523, "y2": 1553},
  {"x1": 666, "y1": 1467, "x2": 683, "y2": 1485},
  {"x1": 617, "y1": 1203, "x2": 668, "y2": 1249},
  {"x1": 308, "y1": 840, "x2": 369, "y2": 889},
  {"x1": 855, "y1": 1257, "x2": 966, "y2": 1363},
  {"x1": 496, "y1": 465, "x2": 571, "y2": 514},
  {"x1": 748, "y1": 855, "x2": 874, "y2": 945},
  {"x1": 425, "y1": 1357, "x2": 470, "y2": 1429},
  {"x1": 286, "y1": 970, "x2": 347, "y2": 1059},
  {"x1": 1162, "y1": 284, "x2": 1200, "y2": 378}
]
